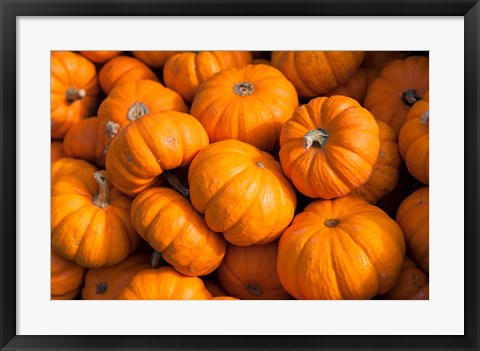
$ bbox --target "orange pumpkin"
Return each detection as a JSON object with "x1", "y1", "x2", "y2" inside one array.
[
  {"x1": 361, "y1": 51, "x2": 407, "y2": 70},
  {"x1": 164, "y1": 51, "x2": 252, "y2": 102},
  {"x1": 188, "y1": 139, "x2": 297, "y2": 246},
  {"x1": 131, "y1": 51, "x2": 180, "y2": 68},
  {"x1": 82, "y1": 250, "x2": 150, "y2": 300},
  {"x1": 51, "y1": 157, "x2": 98, "y2": 182},
  {"x1": 51, "y1": 51, "x2": 100, "y2": 139},
  {"x1": 98, "y1": 56, "x2": 159, "y2": 95},
  {"x1": 349, "y1": 121, "x2": 401, "y2": 204},
  {"x1": 51, "y1": 249, "x2": 85, "y2": 300},
  {"x1": 279, "y1": 96, "x2": 380, "y2": 199},
  {"x1": 79, "y1": 51, "x2": 123, "y2": 63},
  {"x1": 117, "y1": 267, "x2": 212, "y2": 300},
  {"x1": 106, "y1": 111, "x2": 209, "y2": 196},
  {"x1": 271, "y1": 51, "x2": 365, "y2": 97},
  {"x1": 325, "y1": 67, "x2": 378, "y2": 105},
  {"x1": 277, "y1": 196, "x2": 406, "y2": 300},
  {"x1": 96, "y1": 80, "x2": 188, "y2": 166},
  {"x1": 217, "y1": 241, "x2": 291, "y2": 300},
  {"x1": 51, "y1": 168, "x2": 140, "y2": 267},
  {"x1": 51, "y1": 141, "x2": 66, "y2": 163},
  {"x1": 379, "y1": 256, "x2": 429, "y2": 300},
  {"x1": 130, "y1": 187, "x2": 226, "y2": 276},
  {"x1": 63, "y1": 117, "x2": 100, "y2": 164},
  {"x1": 396, "y1": 187, "x2": 429, "y2": 272},
  {"x1": 190, "y1": 64, "x2": 298, "y2": 151},
  {"x1": 203, "y1": 279, "x2": 229, "y2": 297},
  {"x1": 364, "y1": 56, "x2": 429, "y2": 136},
  {"x1": 212, "y1": 296, "x2": 239, "y2": 300},
  {"x1": 398, "y1": 98, "x2": 429, "y2": 184}
]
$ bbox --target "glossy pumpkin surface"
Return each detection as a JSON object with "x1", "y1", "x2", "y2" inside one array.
[
  {"x1": 279, "y1": 96, "x2": 380, "y2": 199},
  {"x1": 188, "y1": 139, "x2": 297, "y2": 246},
  {"x1": 277, "y1": 196, "x2": 406, "y2": 300}
]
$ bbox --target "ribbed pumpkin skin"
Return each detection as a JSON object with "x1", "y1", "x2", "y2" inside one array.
[
  {"x1": 79, "y1": 51, "x2": 123, "y2": 64},
  {"x1": 190, "y1": 64, "x2": 298, "y2": 151},
  {"x1": 277, "y1": 196, "x2": 406, "y2": 300},
  {"x1": 51, "y1": 51, "x2": 100, "y2": 139},
  {"x1": 117, "y1": 267, "x2": 212, "y2": 300},
  {"x1": 364, "y1": 56, "x2": 429, "y2": 137},
  {"x1": 96, "y1": 80, "x2": 188, "y2": 166},
  {"x1": 399, "y1": 99, "x2": 429, "y2": 184},
  {"x1": 271, "y1": 51, "x2": 365, "y2": 97},
  {"x1": 349, "y1": 121, "x2": 401, "y2": 204},
  {"x1": 106, "y1": 111, "x2": 209, "y2": 197},
  {"x1": 82, "y1": 250, "x2": 150, "y2": 300},
  {"x1": 203, "y1": 280, "x2": 228, "y2": 297},
  {"x1": 379, "y1": 256, "x2": 429, "y2": 300},
  {"x1": 130, "y1": 187, "x2": 226, "y2": 276},
  {"x1": 217, "y1": 241, "x2": 291, "y2": 300},
  {"x1": 51, "y1": 250, "x2": 85, "y2": 300},
  {"x1": 51, "y1": 141, "x2": 66, "y2": 163},
  {"x1": 63, "y1": 117, "x2": 100, "y2": 164},
  {"x1": 132, "y1": 51, "x2": 180, "y2": 68},
  {"x1": 51, "y1": 170, "x2": 140, "y2": 268},
  {"x1": 164, "y1": 51, "x2": 252, "y2": 102},
  {"x1": 396, "y1": 187, "x2": 429, "y2": 273},
  {"x1": 188, "y1": 140, "x2": 297, "y2": 246},
  {"x1": 98, "y1": 56, "x2": 159, "y2": 95},
  {"x1": 51, "y1": 157, "x2": 98, "y2": 182},
  {"x1": 279, "y1": 96, "x2": 380, "y2": 199},
  {"x1": 326, "y1": 67, "x2": 378, "y2": 105}
]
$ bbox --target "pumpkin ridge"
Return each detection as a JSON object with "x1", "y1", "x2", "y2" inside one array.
[
  {"x1": 210, "y1": 165, "x2": 264, "y2": 235},
  {"x1": 292, "y1": 52, "x2": 319, "y2": 97},
  {"x1": 105, "y1": 207, "x2": 134, "y2": 253},
  {"x1": 72, "y1": 208, "x2": 105, "y2": 265}
]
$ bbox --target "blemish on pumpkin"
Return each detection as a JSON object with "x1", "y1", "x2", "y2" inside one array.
[
  {"x1": 75, "y1": 241, "x2": 80, "y2": 245},
  {"x1": 126, "y1": 154, "x2": 133, "y2": 162},
  {"x1": 325, "y1": 219, "x2": 340, "y2": 228},
  {"x1": 166, "y1": 137, "x2": 177, "y2": 147},
  {"x1": 256, "y1": 162, "x2": 265, "y2": 168}
]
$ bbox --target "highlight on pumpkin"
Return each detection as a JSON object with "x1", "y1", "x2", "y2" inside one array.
[{"x1": 50, "y1": 50, "x2": 429, "y2": 301}]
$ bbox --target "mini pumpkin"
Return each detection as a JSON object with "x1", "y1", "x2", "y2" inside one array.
[
  {"x1": 398, "y1": 98, "x2": 429, "y2": 184},
  {"x1": 51, "y1": 168, "x2": 140, "y2": 267},
  {"x1": 217, "y1": 241, "x2": 291, "y2": 300},
  {"x1": 361, "y1": 51, "x2": 407, "y2": 70},
  {"x1": 396, "y1": 186, "x2": 429, "y2": 273},
  {"x1": 96, "y1": 80, "x2": 188, "y2": 166},
  {"x1": 271, "y1": 51, "x2": 365, "y2": 97},
  {"x1": 164, "y1": 51, "x2": 252, "y2": 102},
  {"x1": 190, "y1": 64, "x2": 298, "y2": 151},
  {"x1": 51, "y1": 249, "x2": 85, "y2": 300},
  {"x1": 105, "y1": 111, "x2": 209, "y2": 196},
  {"x1": 364, "y1": 56, "x2": 429, "y2": 136},
  {"x1": 379, "y1": 256, "x2": 429, "y2": 300},
  {"x1": 349, "y1": 120, "x2": 401, "y2": 204},
  {"x1": 63, "y1": 117, "x2": 100, "y2": 164},
  {"x1": 51, "y1": 51, "x2": 100, "y2": 139},
  {"x1": 79, "y1": 51, "x2": 123, "y2": 64},
  {"x1": 325, "y1": 67, "x2": 378, "y2": 105},
  {"x1": 117, "y1": 266, "x2": 212, "y2": 300},
  {"x1": 82, "y1": 250, "x2": 151, "y2": 300},
  {"x1": 279, "y1": 96, "x2": 380, "y2": 199},
  {"x1": 98, "y1": 56, "x2": 159, "y2": 95},
  {"x1": 277, "y1": 196, "x2": 406, "y2": 300},
  {"x1": 130, "y1": 187, "x2": 226, "y2": 276},
  {"x1": 188, "y1": 139, "x2": 297, "y2": 246},
  {"x1": 51, "y1": 157, "x2": 98, "y2": 182}
]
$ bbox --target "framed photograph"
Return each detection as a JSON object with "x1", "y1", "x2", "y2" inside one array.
[{"x1": 1, "y1": 0, "x2": 478, "y2": 350}]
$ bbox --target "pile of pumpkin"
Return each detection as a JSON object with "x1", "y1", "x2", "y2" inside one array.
[{"x1": 51, "y1": 50, "x2": 429, "y2": 300}]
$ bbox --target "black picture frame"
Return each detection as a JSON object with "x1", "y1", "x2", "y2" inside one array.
[{"x1": 1, "y1": 1, "x2": 479, "y2": 350}]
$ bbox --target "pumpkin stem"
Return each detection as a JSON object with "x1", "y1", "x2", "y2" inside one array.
[
  {"x1": 233, "y1": 82, "x2": 254, "y2": 96},
  {"x1": 96, "y1": 283, "x2": 107, "y2": 295},
  {"x1": 303, "y1": 129, "x2": 329, "y2": 150},
  {"x1": 92, "y1": 171, "x2": 110, "y2": 208},
  {"x1": 402, "y1": 89, "x2": 422, "y2": 106},
  {"x1": 106, "y1": 121, "x2": 120, "y2": 138},
  {"x1": 162, "y1": 170, "x2": 189, "y2": 198},
  {"x1": 127, "y1": 102, "x2": 149, "y2": 121},
  {"x1": 65, "y1": 87, "x2": 86, "y2": 102},
  {"x1": 247, "y1": 283, "x2": 263, "y2": 296},
  {"x1": 325, "y1": 219, "x2": 340, "y2": 228},
  {"x1": 420, "y1": 111, "x2": 429, "y2": 125},
  {"x1": 151, "y1": 250, "x2": 162, "y2": 268}
]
